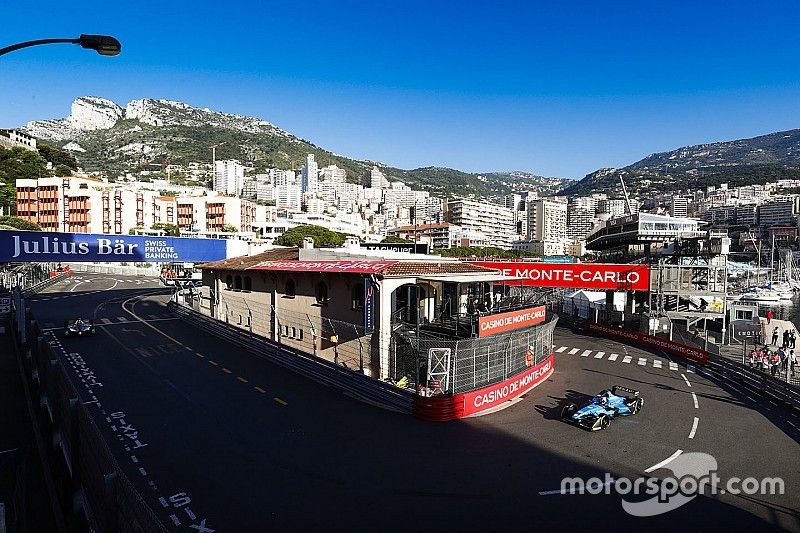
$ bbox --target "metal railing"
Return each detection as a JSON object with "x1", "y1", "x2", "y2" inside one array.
[{"x1": 699, "y1": 354, "x2": 800, "y2": 411}]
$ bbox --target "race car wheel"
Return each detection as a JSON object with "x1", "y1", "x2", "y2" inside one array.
[
  {"x1": 561, "y1": 403, "x2": 577, "y2": 419},
  {"x1": 631, "y1": 397, "x2": 644, "y2": 414},
  {"x1": 594, "y1": 415, "x2": 610, "y2": 431}
]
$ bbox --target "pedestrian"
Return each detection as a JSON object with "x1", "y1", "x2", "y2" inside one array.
[
  {"x1": 783, "y1": 330, "x2": 790, "y2": 349},
  {"x1": 767, "y1": 309, "x2": 774, "y2": 324},
  {"x1": 772, "y1": 326, "x2": 779, "y2": 346},
  {"x1": 748, "y1": 350, "x2": 756, "y2": 367},
  {"x1": 791, "y1": 330, "x2": 797, "y2": 349},
  {"x1": 781, "y1": 349, "x2": 789, "y2": 374},
  {"x1": 771, "y1": 351, "x2": 780, "y2": 376},
  {"x1": 791, "y1": 350, "x2": 797, "y2": 377}
]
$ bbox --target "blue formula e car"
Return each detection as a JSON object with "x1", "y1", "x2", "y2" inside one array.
[{"x1": 561, "y1": 386, "x2": 644, "y2": 431}]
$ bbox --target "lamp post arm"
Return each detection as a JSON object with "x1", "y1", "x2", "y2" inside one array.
[{"x1": 0, "y1": 38, "x2": 79, "y2": 57}]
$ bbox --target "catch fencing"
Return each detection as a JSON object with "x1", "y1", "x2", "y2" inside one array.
[
  {"x1": 10, "y1": 292, "x2": 167, "y2": 532},
  {"x1": 392, "y1": 317, "x2": 558, "y2": 395}
]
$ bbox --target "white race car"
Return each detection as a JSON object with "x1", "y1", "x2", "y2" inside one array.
[{"x1": 64, "y1": 318, "x2": 96, "y2": 337}]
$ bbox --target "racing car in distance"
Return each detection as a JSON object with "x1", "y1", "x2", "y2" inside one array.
[
  {"x1": 64, "y1": 318, "x2": 96, "y2": 337},
  {"x1": 561, "y1": 386, "x2": 643, "y2": 431}
]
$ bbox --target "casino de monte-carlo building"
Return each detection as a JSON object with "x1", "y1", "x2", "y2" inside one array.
[{"x1": 192, "y1": 238, "x2": 557, "y2": 419}]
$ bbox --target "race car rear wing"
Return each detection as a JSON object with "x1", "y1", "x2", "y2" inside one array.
[{"x1": 612, "y1": 385, "x2": 639, "y2": 397}]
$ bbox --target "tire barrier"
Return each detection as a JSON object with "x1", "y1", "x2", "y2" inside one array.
[
  {"x1": 168, "y1": 302, "x2": 415, "y2": 415},
  {"x1": 11, "y1": 307, "x2": 168, "y2": 532}
]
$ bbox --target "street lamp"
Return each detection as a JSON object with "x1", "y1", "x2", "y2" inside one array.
[{"x1": 0, "y1": 34, "x2": 121, "y2": 57}]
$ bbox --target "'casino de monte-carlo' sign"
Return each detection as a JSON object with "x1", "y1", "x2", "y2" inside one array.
[{"x1": 0, "y1": 230, "x2": 229, "y2": 263}]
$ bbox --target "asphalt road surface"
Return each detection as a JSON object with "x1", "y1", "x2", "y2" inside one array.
[{"x1": 28, "y1": 274, "x2": 800, "y2": 531}]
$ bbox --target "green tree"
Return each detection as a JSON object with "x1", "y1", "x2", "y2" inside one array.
[
  {"x1": 274, "y1": 224, "x2": 346, "y2": 248},
  {"x1": 128, "y1": 226, "x2": 145, "y2": 235},
  {"x1": 150, "y1": 223, "x2": 180, "y2": 236},
  {"x1": 53, "y1": 163, "x2": 73, "y2": 177},
  {"x1": 37, "y1": 143, "x2": 78, "y2": 170},
  {"x1": 221, "y1": 223, "x2": 239, "y2": 233},
  {"x1": 382, "y1": 235, "x2": 410, "y2": 243},
  {"x1": 0, "y1": 216, "x2": 42, "y2": 231}
]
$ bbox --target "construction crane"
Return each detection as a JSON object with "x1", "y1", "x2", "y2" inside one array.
[{"x1": 619, "y1": 174, "x2": 633, "y2": 215}]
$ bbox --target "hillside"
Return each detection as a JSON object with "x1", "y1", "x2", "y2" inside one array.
[
  {"x1": 21, "y1": 97, "x2": 567, "y2": 198},
  {"x1": 561, "y1": 129, "x2": 800, "y2": 198}
]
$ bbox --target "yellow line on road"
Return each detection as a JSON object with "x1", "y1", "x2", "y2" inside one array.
[
  {"x1": 237, "y1": 376, "x2": 248, "y2": 383},
  {"x1": 273, "y1": 397, "x2": 288, "y2": 406},
  {"x1": 254, "y1": 386, "x2": 266, "y2": 393},
  {"x1": 222, "y1": 368, "x2": 232, "y2": 374}
]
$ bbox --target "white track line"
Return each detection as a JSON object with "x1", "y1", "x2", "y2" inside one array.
[
  {"x1": 568, "y1": 348, "x2": 579, "y2": 355},
  {"x1": 538, "y1": 478, "x2": 616, "y2": 496},
  {"x1": 645, "y1": 449, "x2": 683, "y2": 473},
  {"x1": 688, "y1": 417, "x2": 699, "y2": 439},
  {"x1": 622, "y1": 356, "x2": 632, "y2": 364},
  {"x1": 594, "y1": 351, "x2": 605, "y2": 359},
  {"x1": 638, "y1": 358, "x2": 647, "y2": 366},
  {"x1": 669, "y1": 362, "x2": 678, "y2": 371},
  {"x1": 556, "y1": 346, "x2": 568, "y2": 353},
  {"x1": 608, "y1": 353, "x2": 619, "y2": 361},
  {"x1": 682, "y1": 374, "x2": 692, "y2": 388},
  {"x1": 580, "y1": 350, "x2": 591, "y2": 357},
  {"x1": 691, "y1": 392, "x2": 698, "y2": 409}
]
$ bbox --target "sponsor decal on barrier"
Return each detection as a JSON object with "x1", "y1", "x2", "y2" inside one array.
[
  {"x1": 586, "y1": 323, "x2": 708, "y2": 364},
  {"x1": 460, "y1": 354, "x2": 554, "y2": 416},
  {"x1": 478, "y1": 306, "x2": 546, "y2": 337},
  {"x1": 0, "y1": 230, "x2": 228, "y2": 263},
  {"x1": 471, "y1": 262, "x2": 650, "y2": 291}
]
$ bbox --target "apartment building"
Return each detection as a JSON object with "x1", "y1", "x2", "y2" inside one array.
[
  {"x1": 16, "y1": 176, "x2": 176, "y2": 234},
  {"x1": 387, "y1": 222, "x2": 460, "y2": 249},
  {"x1": 444, "y1": 199, "x2": 516, "y2": 249},
  {"x1": 176, "y1": 194, "x2": 257, "y2": 233},
  {"x1": 758, "y1": 200, "x2": 798, "y2": 230},
  {"x1": 213, "y1": 160, "x2": 245, "y2": 196}
]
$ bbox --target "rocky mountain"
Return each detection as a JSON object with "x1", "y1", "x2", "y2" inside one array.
[
  {"x1": 560, "y1": 129, "x2": 800, "y2": 198},
  {"x1": 21, "y1": 97, "x2": 567, "y2": 198}
]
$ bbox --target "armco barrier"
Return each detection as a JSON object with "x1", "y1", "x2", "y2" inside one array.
[
  {"x1": 585, "y1": 322, "x2": 708, "y2": 365},
  {"x1": 21, "y1": 270, "x2": 70, "y2": 296},
  {"x1": 168, "y1": 302, "x2": 415, "y2": 414},
  {"x1": 699, "y1": 355, "x2": 800, "y2": 412},
  {"x1": 12, "y1": 301, "x2": 168, "y2": 532}
]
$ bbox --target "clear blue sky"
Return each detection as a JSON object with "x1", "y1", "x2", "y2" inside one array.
[{"x1": 2, "y1": 0, "x2": 800, "y2": 179}]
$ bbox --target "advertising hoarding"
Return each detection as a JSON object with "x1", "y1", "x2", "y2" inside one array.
[
  {"x1": 478, "y1": 306, "x2": 546, "y2": 337},
  {"x1": 586, "y1": 322, "x2": 708, "y2": 364},
  {"x1": 0, "y1": 230, "x2": 228, "y2": 263},
  {"x1": 471, "y1": 261, "x2": 650, "y2": 291}
]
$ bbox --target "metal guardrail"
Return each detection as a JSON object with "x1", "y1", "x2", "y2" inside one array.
[
  {"x1": 21, "y1": 271, "x2": 69, "y2": 296},
  {"x1": 168, "y1": 302, "x2": 415, "y2": 414},
  {"x1": 699, "y1": 355, "x2": 800, "y2": 412},
  {"x1": 11, "y1": 297, "x2": 168, "y2": 532}
]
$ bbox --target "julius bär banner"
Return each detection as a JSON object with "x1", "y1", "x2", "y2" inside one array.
[
  {"x1": 0, "y1": 230, "x2": 228, "y2": 263},
  {"x1": 471, "y1": 261, "x2": 650, "y2": 291},
  {"x1": 478, "y1": 306, "x2": 546, "y2": 337}
]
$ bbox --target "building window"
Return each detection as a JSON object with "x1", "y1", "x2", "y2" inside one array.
[
  {"x1": 225, "y1": 275, "x2": 233, "y2": 290},
  {"x1": 351, "y1": 284, "x2": 364, "y2": 311},
  {"x1": 315, "y1": 282, "x2": 328, "y2": 305},
  {"x1": 235, "y1": 275, "x2": 242, "y2": 290},
  {"x1": 243, "y1": 276, "x2": 252, "y2": 291},
  {"x1": 284, "y1": 279, "x2": 296, "y2": 298}
]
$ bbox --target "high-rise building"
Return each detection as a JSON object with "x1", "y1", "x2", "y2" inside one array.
[
  {"x1": 670, "y1": 196, "x2": 689, "y2": 218},
  {"x1": 528, "y1": 198, "x2": 568, "y2": 243},
  {"x1": 300, "y1": 154, "x2": 319, "y2": 193},
  {"x1": 368, "y1": 166, "x2": 390, "y2": 189},
  {"x1": 213, "y1": 160, "x2": 245, "y2": 196},
  {"x1": 445, "y1": 199, "x2": 516, "y2": 249},
  {"x1": 566, "y1": 206, "x2": 595, "y2": 240}
]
